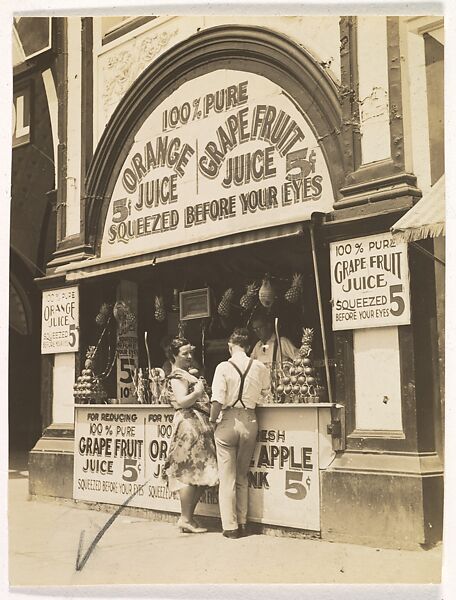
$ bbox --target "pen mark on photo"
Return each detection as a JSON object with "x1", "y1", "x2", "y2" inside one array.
[{"x1": 75, "y1": 480, "x2": 150, "y2": 572}]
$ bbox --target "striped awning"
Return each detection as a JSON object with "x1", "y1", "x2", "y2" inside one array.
[
  {"x1": 63, "y1": 222, "x2": 305, "y2": 282},
  {"x1": 391, "y1": 175, "x2": 445, "y2": 243}
]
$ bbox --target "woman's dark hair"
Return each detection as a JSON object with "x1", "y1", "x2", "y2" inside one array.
[
  {"x1": 228, "y1": 328, "x2": 250, "y2": 350},
  {"x1": 166, "y1": 336, "x2": 191, "y2": 362}
]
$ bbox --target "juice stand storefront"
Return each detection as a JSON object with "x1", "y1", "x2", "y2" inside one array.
[
  {"x1": 29, "y1": 25, "x2": 443, "y2": 549},
  {"x1": 68, "y1": 67, "x2": 343, "y2": 534}
]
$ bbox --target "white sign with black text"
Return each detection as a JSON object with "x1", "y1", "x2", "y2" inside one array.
[
  {"x1": 41, "y1": 286, "x2": 79, "y2": 354},
  {"x1": 73, "y1": 405, "x2": 323, "y2": 531},
  {"x1": 330, "y1": 233, "x2": 411, "y2": 331},
  {"x1": 101, "y1": 70, "x2": 333, "y2": 259}
]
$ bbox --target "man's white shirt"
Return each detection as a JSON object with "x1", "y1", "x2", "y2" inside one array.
[
  {"x1": 250, "y1": 334, "x2": 298, "y2": 366},
  {"x1": 211, "y1": 351, "x2": 270, "y2": 409}
]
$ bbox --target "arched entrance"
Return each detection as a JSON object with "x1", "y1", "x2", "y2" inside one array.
[
  {"x1": 84, "y1": 25, "x2": 346, "y2": 254},
  {"x1": 9, "y1": 265, "x2": 42, "y2": 451}
]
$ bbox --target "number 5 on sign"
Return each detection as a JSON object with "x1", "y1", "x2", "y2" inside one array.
[
  {"x1": 117, "y1": 357, "x2": 137, "y2": 403},
  {"x1": 122, "y1": 458, "x2": 138, "y2": 482},
  {"x1": 120, "y1": 358, "x2": 135, "y2": 383},
  {"x1": 389, "y1": 285, "x2": 405, "y2": 317},
  {"x1": 285, "y1": 470, "x2": 309, "y2": 500}
]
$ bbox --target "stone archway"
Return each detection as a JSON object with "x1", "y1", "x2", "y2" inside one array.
[{"x1": 85, "y1": 25, "x2": 346, "y2": 255}]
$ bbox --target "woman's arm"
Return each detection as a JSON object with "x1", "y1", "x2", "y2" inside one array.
[
  {"x1": 170, "y1": 377, "x2": 204, "y2": 408},
  {"x1": 209, "y1": 363, "x2": 227, "y2": 422},
  {"x1": 209, "y1": 401, "x2": 223, "y2": 423}
]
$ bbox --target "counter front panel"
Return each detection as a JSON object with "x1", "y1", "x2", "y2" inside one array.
[{"x1": 74, "y1": 404, "x2": 334, "y2": 531}]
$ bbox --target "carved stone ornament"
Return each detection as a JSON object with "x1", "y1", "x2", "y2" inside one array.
[{"x1": 102, "y1": 28, "x2": 178, "y2": 119}]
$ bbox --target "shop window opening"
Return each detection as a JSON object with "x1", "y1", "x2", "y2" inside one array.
[{"x1": 76, "y1": 230, "x2": 334, "y2": 406}]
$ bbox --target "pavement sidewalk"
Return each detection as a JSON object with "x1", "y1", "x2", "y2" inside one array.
[{"x1": 8, "y1": 454, "x2": 442, "y2": 588}]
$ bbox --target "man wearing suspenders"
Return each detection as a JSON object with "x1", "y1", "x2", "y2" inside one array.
[{"x1": 209, "y1": 328, "x2": 270, "y2": 539}]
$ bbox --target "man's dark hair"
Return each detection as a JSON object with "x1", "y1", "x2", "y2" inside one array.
[{"x1": 228, "y1": 328, "x2": 250, "y2": 350}]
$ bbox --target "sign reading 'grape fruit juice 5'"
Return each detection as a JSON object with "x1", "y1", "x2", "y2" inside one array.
[
  {"x1": 101, "y1": 70, "x2": 333, "y2": 259},
  {"x1": 330, "y1": 233, "x2": 411, "y2": 330}
]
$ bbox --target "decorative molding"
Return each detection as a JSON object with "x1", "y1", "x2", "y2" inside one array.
[
  {"x1": 325, "y1": 449, "x2": 443, "y2": 477},
  {"x1": 101, "y1": 28, "x2": 178, "y2": 119},
  {"x1": 348, "y1": 429, "x2": 405, "y2": 440},
  {"x1": 34, "y1": 272, "x2": 67, "y2": 290},
  {"x1": 102, "y1": 16, "x2": 158, "y2": 46},
  {"x1": 338, "y1": 171, "x2": 421, "y2": 208},
  {"x1": 46, "y1": 241, "x2": 95, "y2": 274},
  {"x1": 406, "y1": 16, "x2": 444, "y2": 36},
  {"x1": 322, "y1": 196, "x2": 415, "y2": 240},
  {"x1": 337, "y1": 17, "x2": 408, "y2": 201}
]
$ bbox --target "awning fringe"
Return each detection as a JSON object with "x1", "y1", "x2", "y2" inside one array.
[
  {"x1": 393, "y1": 222, "x2": 445, "y2": 244},
  {"x1": 391, "y1": 175, "x2": 445, "y2": 243}
]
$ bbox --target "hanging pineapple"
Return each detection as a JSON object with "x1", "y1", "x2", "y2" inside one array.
[
  {"x1": 95, "y1": 303, "x2": 113, "y2": 327},
  {"x1": 113, "y1": 300, "x2": 136, "y2": 333},
  {"x1": 240, "y1": 282, "x2": 259, "y2": 310},
  {"x1": 285, "y1": 273, "x2": 304, "y2": 304},
  {"x1": 218, "y1": 288, "x2": 235, "y2": 318},
  {"x1": 113, "y1": 300, "x2": 127, "y2": 325},
  {"x1": 259, "y1": 276, "x2": 276, "y2": 309},
  {"x1": 154, "y1": 295, "x2": 166, "y2": 322}
]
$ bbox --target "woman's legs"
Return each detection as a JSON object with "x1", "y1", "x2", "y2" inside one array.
[
  {"x1": 178, "y1": 485, "x2": 195, "y2": 523},
  {"x1": 178, "y1": 485, "x2": 208, "y2": 532},
  {"x1": 179, "y1": 485, "x2": 206, "y2": 522},
  {"x1": 190, "y1": 486, "x2": 207, "y2": 523}
]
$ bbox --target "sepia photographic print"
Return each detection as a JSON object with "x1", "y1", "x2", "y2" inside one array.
[{"x1": 5, "y1": 3, "x2": 452, "y2": 599}]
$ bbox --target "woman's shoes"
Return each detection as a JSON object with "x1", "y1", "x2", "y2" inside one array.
[{"x1": 177, "y1": 518, "x2": 208, "y2": 533}]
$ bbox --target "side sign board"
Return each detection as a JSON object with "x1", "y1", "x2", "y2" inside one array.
[
  {"x1": 41, "y1": 286, "x2": 79, "y2": 354},
  {"x1": 330, "y1": 233, "x2": 411, "y2": 331}
]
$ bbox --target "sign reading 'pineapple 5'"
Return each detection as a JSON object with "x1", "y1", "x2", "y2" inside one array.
[
  {"x1": 101, "y1": 70, "x2": 333, "y2": 259},
  {"x1": 41, "y1": 286, "x2": 79, "y2": 353},
  {"x1": 330, "y1": 233, "x2": 411, "y2": 330}
]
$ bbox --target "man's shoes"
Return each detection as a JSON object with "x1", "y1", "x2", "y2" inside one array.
[
  {"x1": 222, "y1": 529, "x2": 239, "y2": 539},
  {"x1": 238, "y1": 524, "x2": 248, "y2": 537}
]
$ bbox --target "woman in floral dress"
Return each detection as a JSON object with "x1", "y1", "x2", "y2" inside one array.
[{"x1": 161, "y1": 337, "x2": 219, "y2": 533}]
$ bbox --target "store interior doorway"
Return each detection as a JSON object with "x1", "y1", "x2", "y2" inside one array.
[{"x1": 9, "y1": 278, "x2": 42, "y2": 455}]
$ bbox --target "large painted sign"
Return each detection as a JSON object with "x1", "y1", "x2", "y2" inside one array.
[
  {"x1": 41, "y1": 286, "x2": 79, "y2": 354},
  {"x1": 330, "y1": 233, "x2": 411, "y2": 330},
  {"x1": 74, "y1": 405, "x2": 329, "y2": 530},
  {"x1": 101, "y1": 70, "x2": 333, "y2": 259}
]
